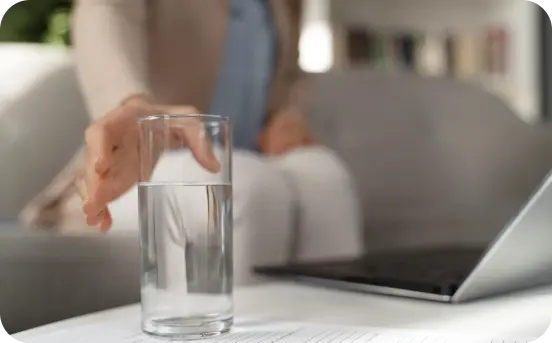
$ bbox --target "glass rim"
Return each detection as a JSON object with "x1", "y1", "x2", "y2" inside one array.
[{"x1": 137, "y1": 114, "x2": 229, "y2": 123}]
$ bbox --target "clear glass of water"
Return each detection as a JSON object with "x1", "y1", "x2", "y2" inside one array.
[{"x1": 137, "y1": 114, "x2": 233, "y2": 339}]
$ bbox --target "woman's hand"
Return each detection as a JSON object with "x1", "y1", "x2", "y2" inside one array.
[
  {"x1": 258, "y1": 108, "x2": 316, "y2": 156},
  {"x1": 76, "y1": 99, "x2": 219, "y2": 232}
]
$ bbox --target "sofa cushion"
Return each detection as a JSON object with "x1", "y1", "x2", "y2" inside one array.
[
  {"x1": 307, "y1": 69, "x2": 552, "y2": 250},
  {"x1": 0, "y1": 44, "x2": 89, "y2": 220}
]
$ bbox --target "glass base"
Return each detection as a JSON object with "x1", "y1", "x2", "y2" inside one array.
[{"x1": 143, "y1": 316, "x2": 233, "y2": 340}]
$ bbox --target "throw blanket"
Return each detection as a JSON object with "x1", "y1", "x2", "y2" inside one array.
[{"x1": 19, "y1": 149, "x2": 88, "y2": 233}]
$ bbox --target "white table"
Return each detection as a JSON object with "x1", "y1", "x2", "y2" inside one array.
[{"x1": 14, "y1": 282, "x2": 552, "y2": 342}]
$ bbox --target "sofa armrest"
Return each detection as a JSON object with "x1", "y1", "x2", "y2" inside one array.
[
  {"x1": 0, "y1": 44, "x2": 89, "y2": 220},
  {"x1": 0, "y1": 228, "x2": 140, "y2": 334}
]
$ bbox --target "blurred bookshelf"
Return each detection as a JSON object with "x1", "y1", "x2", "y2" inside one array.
[{"x1": 326, "y1": 0, "x2": 549, "y2": 122}]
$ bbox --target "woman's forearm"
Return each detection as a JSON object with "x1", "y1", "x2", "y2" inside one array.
[{"x1": 72, "y1": 0, "x2": 152, "y2": 120}]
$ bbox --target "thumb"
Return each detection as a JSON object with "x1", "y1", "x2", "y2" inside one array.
[{"x1": 149, "y1": 107, "x2": 221, "y2": 173}]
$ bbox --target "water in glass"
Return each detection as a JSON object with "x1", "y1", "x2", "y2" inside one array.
[{"x1": 139, "y1": 182, "x2": 233, "y2": 339}]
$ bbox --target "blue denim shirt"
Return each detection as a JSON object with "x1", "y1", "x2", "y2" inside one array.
[{"x1": 207, "y1": 0, "x2": 276, "y2": 150}]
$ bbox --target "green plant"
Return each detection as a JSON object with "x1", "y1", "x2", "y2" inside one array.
[
  {"x1": 0, "y1": 0, "x2": 72, "y2": 45},
  {"x1": 43, "y1": 7, "x2": 70, "y2": 45}
]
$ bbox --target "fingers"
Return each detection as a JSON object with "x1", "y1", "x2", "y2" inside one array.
[
  {"x1": 158, "y1": 107, "x2": 221, "y2": 173},
  {"x1": 78, "y1": 103, "x2": 149, "y2": 232},
  {"x1": 181, "y1": 119, "x2": 221, "y2": 173},
  {"x1": 260, "y1": 128, "x2": 307, "y2": 156},
  {"x1": 83, "y1": 148, "x2": 104, "y2": 212},
  {"x1": 86, "y1": 208, "x2": 111, "y2": 232},
  {"x1": 84, "y1": 105, "x2": 144, "y2": 175},
  {"x1": 82, "y1": 143, "x2": 124, "y2": 229},
  {"x1": 84, "y1": 124, "x2": 113, "y2": 175},
  {"x1": 87, "y1": 154, "x2": 137, "y2": 215},
  {"x1": 76, "y1": 167, "x2": 112, "y2": 231},
  {"x1": 75, "y1": 171, "x2": 89, "y2": 206},
  {"x1": 81, "y1": 105, "x2": 143, "y2": 225},
  {"x1": 79, "y1": 102, "x2": 223, "y2": 234},
  {"x1": 267, "y1": 140, "x2": 292, "y2": 156},
  {"x1": 100, "y1": 208, "x2": 112, "y2": 233}
]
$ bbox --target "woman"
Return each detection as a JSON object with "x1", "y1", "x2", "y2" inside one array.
[{"x1": 72, "y1": 0, "x2": 362, "y2": 261}]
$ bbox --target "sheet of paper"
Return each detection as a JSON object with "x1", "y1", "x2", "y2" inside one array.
[{"x1": 25, "y1": 319, "x2": 528, "y2": 343}]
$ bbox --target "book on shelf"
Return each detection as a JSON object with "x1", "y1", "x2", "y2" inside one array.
[
  {"x1": 417, "y1": 31, "x2": 482, "y2": 79},
  {"x1": 395, "y1": 33, "x2": 418, "y2": 70},
  {"x1": 484, "y1": 26, "x2": 509, "y2": 75},
  {"x1": 445, "y1": 33, "x2": 457, "y2": 76},
  {"x1": 341, "y1": 25, "x2": 509, "y2": 81},
  {"x1": 453, "y1": 33, "x2": 478, "y2": 78},
  {"x1": 382, "y1": 34, "x2": 398, "y2": 70},
  {"x1": 346, "y1": 27, "x2": 370, "y2": 65},
  {"x1": 416, "y1": 33, "x2": 447, "y2": 76},
  {"x1": 345, "y1": 28, "x2": 398, "y2": 70},
  {"x1": 368, "y1": 29, "x2": 386, "y2": 67}
]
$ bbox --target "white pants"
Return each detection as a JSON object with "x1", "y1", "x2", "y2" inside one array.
[{"x1": 109, "y1": 146, "x2": 363, "y2": 285}]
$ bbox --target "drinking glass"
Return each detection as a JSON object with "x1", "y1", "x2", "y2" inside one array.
[{"x1": 138, "y1": 114, "x2": 233, "y2": 339}]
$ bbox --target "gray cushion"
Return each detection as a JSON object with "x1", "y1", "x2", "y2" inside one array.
[
  {"x1": 0, "y1": 45, "x2": 89, "y2": 220},
  {"x1": 0, "y1": 227, "x2": 140, "y2": 334},
  {"x1": 308, "y1": 69, "x2": 552, "y2": 250}
]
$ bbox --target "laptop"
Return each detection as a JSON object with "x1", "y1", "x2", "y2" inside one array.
[{"x1": 254, "y1": 172, "x2": 552, "y2": 303}]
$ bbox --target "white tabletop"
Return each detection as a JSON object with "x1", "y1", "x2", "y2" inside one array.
[{"x1": 14, "y1": 282, "x2": 552, "y2": 342}]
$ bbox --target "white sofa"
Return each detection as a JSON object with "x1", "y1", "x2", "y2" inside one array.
[
  {"x1": 0, "y1": 44, "x2": 137, "y2": 333},
  {"x1": 0, "y1": 44, "x2": 90, "y2": 219},
  {"x1": 2, "y1": 42, "x2": 552, "y2": 334},
  {"x1": 0, "y1": 44, "x2": 360, "y2": 333}
]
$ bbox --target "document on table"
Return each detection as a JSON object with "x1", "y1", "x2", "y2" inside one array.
[{"x1": 25, "y1": 319, "x2": 528, "y2": 343}]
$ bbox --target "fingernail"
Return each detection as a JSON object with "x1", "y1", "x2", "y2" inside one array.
[
  {"x1": 100, "y1": 220, "x2": 110, "y2": 233},
  {"x1": 94, "y1": 156, "x2": 105, "y2": 173},
  {"x1": 96, "y1": 210, "x2": 105, "y2": 222},
  {"x1": 97, "y1": 213, "x2": 105, "y2": 227},
  {"x1": 83, "y1": 200, "x2": 89, "y2": 211},
  {"x1": 86, "y1": 216, "x2": 96, "y2": 226}
]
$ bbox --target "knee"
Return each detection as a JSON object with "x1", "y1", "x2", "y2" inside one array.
[
  {"x1": 232, "y1": 153, "x2": 292, "y2": 223},
  {"x1": 231, "y1": 153, "x2": 294, "y2": 285},
  {"x1": 279, "y1": 147, "x2": 363, "y2": 260},
  {"x1": 279, "y1": 146, "x2": 355, "y2": 191},
  {"x1": 277, "y1": 146, "x2": 362, "y2": 225}
]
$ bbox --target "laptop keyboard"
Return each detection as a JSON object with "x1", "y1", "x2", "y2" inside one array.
[
  {"x1": 344, "y1": 248, "x2": 482, "y2": 295},
  {"x1": 256, "y1": 247, "x2": 485, "y2": 296}
]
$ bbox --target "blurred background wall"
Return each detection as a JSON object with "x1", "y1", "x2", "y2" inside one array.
[
  {"x1": 0, "y1": 0, "x2": 548, "y2": 126},
  {"x1": 299, "y1": 0, "x2": 549, "y2": 123}
]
